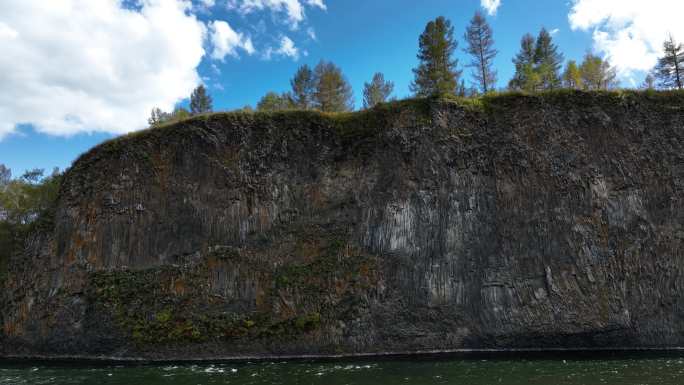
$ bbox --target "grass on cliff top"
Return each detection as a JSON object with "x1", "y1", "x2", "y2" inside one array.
[{"x1": 66, "y1": 89, "x2": 684, "y2": 178}]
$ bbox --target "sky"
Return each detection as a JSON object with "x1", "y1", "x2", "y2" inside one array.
[{"x1": 2, "y1": 0, "x2": 683, "y2": 176}]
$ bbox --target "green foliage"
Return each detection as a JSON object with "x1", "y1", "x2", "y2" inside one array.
[
  {"x1": 313, "y1": 60, "x2": 354, "y2": 112},
  {"x1": 89, "y1": 263, "x2": 328, "y2": 346},
  {"x1": 509, "y1": 34, "x2": 538, "y2": 91},
  {"x1": 190, "y1": 84, "x2": 213, "y2": 115},
  {"x1": 463, "y1": 11, "x2": 498, "y2": 94},
  {"x1": 509, "y1": 29, "x2": 563, "y2": 91},
  {"x1": 0, "y1": 166, "x2": 62, "y2": 285},
  {"x1": 257, "y1": 91, "x2": 295, "y2": 111},
  {"x1": 534, "y1": 28, "x2": 564, "y2": 90},
  {"x1": 362, "y1": 72, "x2": 394, "y2": 108},
  {"x1": 148, "y1": 106, "x2": 192, "y2": 127},
  {"x1": 579, "y1": 53, "x2": 618, "y2": 90},
  {"x1": 562, "y1": 60, "x2": 582, "y2": 89},
  {"x1": 655, "y1": 35, "x2": 684, "y2": 90},
  {"x1": 290, "y1": 64, "x2": 316, "y2": 109},
  {"x1": 411, "y1": 16, "x2": 462, "y2": 97}
]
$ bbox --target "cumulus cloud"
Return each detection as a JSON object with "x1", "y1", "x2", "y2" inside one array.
[
  {"x1": 263, "y1": 36, "x2": 299, "y2": 60},
  {"x1": 209, "y1": 20, "x2": 255, "y2": 60},
  {"x1": 569, "y1": 0, "x2": 684, "y2": 77},
  {"x1": 227, "y1": 0, "x2": 326, "y2": 28},
  {"x1": 0, "y1": 0, "x2": 206, "y2": 139},
  {"x1": 481, "y1": 0, "x2": 501, "y2": 16}
]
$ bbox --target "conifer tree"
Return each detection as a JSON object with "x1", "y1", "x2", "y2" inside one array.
[
  {"x1": 463, "y1": 11, "x2": 498, "y2": 94},
  {"x1": 189, "y1": 85, "x2": 213, "y2": 115},
  {"x1": 533, "y1": 28, "x2": 564, "y2": 90},
  {"x1": 290, "y1": 65, "x2": 316, "y2": 109},
  {"x1": 363, "y1": 72, "x2": 394, "y2": 108},
  {"x1": 562, "y1": 60, "x2": 583, "y2": 89},
  {"x1": 655, "y1": 35, "x2": 684, "y2": 90},
  {"x1": 313, "y1": 61, "x2": 354, "y2": 112},
  {"x1": 411, "y1": 16, "x2": 462, "y2": 97},
  {"x1": 509, "y1": 34, "x2": 538, "y2": 91}
]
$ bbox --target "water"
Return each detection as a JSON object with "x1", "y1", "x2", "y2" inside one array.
[{"x1": 2, "y1": 353, "x2": 684, "y2": 385}]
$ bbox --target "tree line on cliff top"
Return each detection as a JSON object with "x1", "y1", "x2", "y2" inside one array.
[{"x1": 148, "y1": 12, "x2": 683, "y2": 124}]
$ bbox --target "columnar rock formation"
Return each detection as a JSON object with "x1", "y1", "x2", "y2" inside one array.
[{"x1": 2, "y1": 92, "x2": 683, "y2": 359}]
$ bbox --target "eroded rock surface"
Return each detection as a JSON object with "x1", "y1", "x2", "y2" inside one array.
[{"x1": 2, "y1": 92, "x2": 684, "y2": 359}]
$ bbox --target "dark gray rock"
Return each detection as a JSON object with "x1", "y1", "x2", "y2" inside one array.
[{"x1": 2, "y1": 92, "x2": 684, "y2": 359}]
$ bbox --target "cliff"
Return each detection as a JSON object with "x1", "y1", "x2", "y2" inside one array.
[{"x1": 2, "y1": 91, "x2": 684, "y2": 359}]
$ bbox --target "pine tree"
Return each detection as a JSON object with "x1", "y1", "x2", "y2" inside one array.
[
  {"x1": 509, "y1": 34, "x2": 538, "y2": 91},
  {"x1": 463, "y1": 11, "x2": 498, "y2": 94},
  {"x1": 290, "y1": 65, "x2": 316, "y2": 109},
  {"x1": 655, "y1": 35, "x2": 684, "y2": 90},
  {"x1": 533, "y1": 28, "x2": 564, "y2": 90},
  {"x1": 189, "y1": 85, "x2": 213, "y2": 115},
  {"x1": 411, "y1": 16, "x2": 462, "y2": 97},
  {"x1": 313, "y1": 61, "x2": 354, "y2": 112},
  {"x1": 257, "y1": 92, "x2": 295, "y2": 111},
  {"x1": 363, "y1": 72, "x2": 394, "y2": 108},
  {"x1": 562, "y1": 60, "x2": 583, "y2": 89},
  {"x1": 579, "y1": 53, "x2": 618, "y2": 90}
]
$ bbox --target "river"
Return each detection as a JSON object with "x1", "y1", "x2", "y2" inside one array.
[{"x1": 2, "y1": 352, "x2": 684, "y2": 384}]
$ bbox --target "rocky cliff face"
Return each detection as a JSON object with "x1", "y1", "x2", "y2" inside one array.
[{"x1": 2, "y1": 92, "x2": 684, "y2": 359}]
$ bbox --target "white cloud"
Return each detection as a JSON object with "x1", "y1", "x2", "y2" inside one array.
[
  {"x1": 276, "y1": 36, "x2": 298, "y2": 58},
  {"x1": 305, "y1": 0, "x2": 326, "y2": 10},
  {"x1": 550, "y1": 28, "x2": 560, "y2": 36},
  {"x1": 209, "y1": 20, "x2": 255, "y2": 60},
  {"x1": 569, "y1": 0, "x2": 684, "y2": 77},
  {"x1": 0, "y1": 22, "x2": 18, "y2": 39},
  {"x1": 263, "y1": 36, "x2": 299, "y2": 60},
  {"x1": 228, "y1": 0, "x2": 326, "y2": 28},
  {"x1": 306, "y1": 27, "x2": 317, "y2": 41},
  {"x1": 0, "y1": 0, "x2": 206, "y2": 139},
  {"x1": 480, "y1": 0, "x2": 501, "y2": 16}
]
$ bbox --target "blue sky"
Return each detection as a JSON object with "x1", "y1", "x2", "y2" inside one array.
[{"x1": 1, "y1": 0, "x2": 680, "y2": 177}]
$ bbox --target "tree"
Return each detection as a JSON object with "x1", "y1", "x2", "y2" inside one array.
[
  {"x1": 655, "y1": 35, "x2": 684, "y2": 90},
  {"x1": 148, "y1": 107, "x2": 168, "y2": 127},
  {"x1": 189, "y1": 85, "x2": 213, "y2": 115},
  {"x1": 171, "y1": 106, "x2": 191, "y2": 121},
  {"x1": 509, "y1": 34, "x2": 539, "y2": 91},
  {"x1": 641, "y1": 73, "x2": 657, "y2": 90},
  {"x1": 257, "y1": 92, "x2": 295, "y2": 111},
  {"x1": 411, "y1": 16, "x2": 462, "y2": 97},
  {"x1": 0, "y1": 168, "x2": 62, "y2": 268},
  {"x1": 313, "y1": 61, "x2": 354, "y2": 112},
  {"x1": 534, "y1": 28, "x2": 564, "y2": 90},
  {"x1": 0, "y1": 164, "x2": 10, "y2": 189},
  {"x1": 562, "y1": 60, "x2": 583, "y2": 89},
  {"x1": 290, "y1": 65, "x2": 316, "y2": 109},
  {"x1": 0, "y1": 168, "x2": 61, "y2": 226},
  {"x1": 463, "y1": 11, "x2": 498, "y2": 94},
  {"x1": 579, "y1": 53, "x2": 618, "y2": 90},
  {"x1": 363, "y1": 72, "x2": 394, "y2": 108}
]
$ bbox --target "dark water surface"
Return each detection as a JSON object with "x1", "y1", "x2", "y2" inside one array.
[{"x1": 2, "y1": 353, "x2": 684, "y2": 385}]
